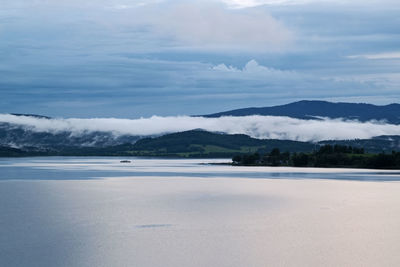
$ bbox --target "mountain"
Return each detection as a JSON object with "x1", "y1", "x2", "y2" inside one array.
[
  {"x1": 0, "y1": 130, "x2": 316, "y2": 157},
  {"x1": 131, "y1": 131, "x2": 400, "y2": 156},
  {"x1": 0, "y1": 146, "x2": 32, "y2": 157},
  {"x1": 3, "y1": 99, "x2": 400, "y2": 157},
  {"x1": 1, "y1": 129, "x2": 400, "y2": 157},
  {"x1": 203, "y1": 100, "x2": 400, "y2": 124},
  {"x1": 0, "y1": 122, "x2": 141, "y2": 150},
  {"x1": 131, "y1": 130, "x2": 315, "y2": 157},
  {"x1": 10, "y1": 113, "x2": 51, "y2": 119}
]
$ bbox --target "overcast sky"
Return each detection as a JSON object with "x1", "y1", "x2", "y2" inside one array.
[{"x1": 1, "y1": 0, "x2": 399, "y2": 117}]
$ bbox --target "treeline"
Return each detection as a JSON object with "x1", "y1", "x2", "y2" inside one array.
[{"x1": 232, "y1": 144, "x2": 400, "y2": 169}]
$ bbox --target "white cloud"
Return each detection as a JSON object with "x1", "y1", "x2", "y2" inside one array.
[
  {"x1": 2, "y1": 1, "x2": 292, "y2": 51},
  {"x1": 1, "y1": 114, "x2": 400, "y2": 142},
  {"x1": 221, "y1": 0, "x2": 302, "y2": 8},
  {"x1": 212, "y1": 59, "x2": 302, "y2": 79},
  {"x1": 222, "y1": 0, "x2": 400, "y2": 8},
  {"x1": 152, "y1": 2, "x2": 293, "y2": 50},
  {"x1": 348, "y1": 52, "x2": 400, "y2": 60}
]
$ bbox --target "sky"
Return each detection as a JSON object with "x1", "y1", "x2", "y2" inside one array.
[{"x1": 1, "y1": 0, "x2": 400, "y2": 118}]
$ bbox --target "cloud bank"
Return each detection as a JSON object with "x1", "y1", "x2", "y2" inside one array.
[{"x1": 1, "y1": 114, "x2": 400, "y2": 142}]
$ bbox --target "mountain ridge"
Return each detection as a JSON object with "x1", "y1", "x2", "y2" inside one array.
[
  {"x1": 2, "y1": 130, "x2": 400, "y2": 157},
  {"x1": 5, "y1": 100, "x2": 400, "y2": 123},
  {"x1": 203, "y1": 100, "x2": 400, "y2": 124},
  {"x1": 2, "y1": 100, "x2": 400, "y2": 156}
]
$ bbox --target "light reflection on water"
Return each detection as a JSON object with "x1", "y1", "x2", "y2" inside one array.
[
  {"x1": 1, "y1": 157, "x2": 400, "y2": 267},
  {"x1": 1, "y1": 156, "x2": 400, "y2": 181}
]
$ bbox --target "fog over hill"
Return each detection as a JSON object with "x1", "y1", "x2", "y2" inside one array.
[
  {"x1": 2, "y1": 102, "x2": 400, "y2": 150},
  {"x1": 3, "y1": 100, "x2": 400, "y2": 151},
  {"x1": 0, "y1": 121, "x2": 141, "y2": 149}
]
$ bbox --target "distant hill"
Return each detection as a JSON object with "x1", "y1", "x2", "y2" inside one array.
[
  {"x1": 130, "y1": 132, "x2": 400, "y2": 156},
  {"x1": 0, "y1": 129, "x2": 315, "y2": 157},
  {"x1": 130, "y1": 130, "x2": 315, "y2": 157},
  {"x1": 3, "y1": 100, "x2": 400, "y2": 157},
  {"x1": 0, "y1": 122, "x2": 141, "y2": 150},
  {"x1": 10, "y1": 113, "x2": 51, "y2": 119},
  {"x1": 131, "y1": 131, "x2": 400, "y2": 156},
  {"x1": 203, "y1": 100, "x2": 400, "y2": 124},
  {"x1": 1, "y1": 129, "x2": 400, "y2": 157},
  {"x1": 0, "y1": 146, "x2": 30, "y2": 157}
]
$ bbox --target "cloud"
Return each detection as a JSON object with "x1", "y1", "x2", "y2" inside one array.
[
  {"x1": 348, "y1": 52, "x2": 400, "y2": 60},
  {"x1": 212, "y1": 59, "x2": 300, "y2": 78},
  {"x1": 148, "y1": 2, "x2": 293, "y2": 50},
  {"x1": 1, "y1": 0, "x2": 400, "y2": 117},
  {"x1": 221, "y1": 0, "x2": 311, "y2": 8},
  {"x1": 209, "y1": 59, "x2": 375, "y2": 98},
  {"x1": 0, "y1": 58, "x2": 381, "y2": 117},
  {"x1": 2, "y1": 114, "x2": 400, "y2": 142},
  {"x1": 222, "y1": 0, "x2": 400, "y2": 8},
  {"x1": 1, "y1": 1, "x2": 292, "y2": 52}
]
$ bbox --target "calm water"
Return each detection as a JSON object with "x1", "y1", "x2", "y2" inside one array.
[
  {"x1": 1, "y1": 156, "x2": 400, "y2": 181},
  {"x1": 1, "y1": 157, "x2": 400, "y2": 267}
]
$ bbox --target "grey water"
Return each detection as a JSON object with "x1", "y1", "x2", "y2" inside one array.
[
  {"x1": 1, "y1": 157, "x2": 400, "y2": 267},
  {"x1": 1, "y1": 156, "x2": 400, "y2": 181}
]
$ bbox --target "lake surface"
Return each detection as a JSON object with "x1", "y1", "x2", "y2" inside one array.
[
  {"x1": 1, "y1": 157, "x2": 400, "y2": 266},
  {"x1": 2, "y1": 156, "x2": 400, "y2": 181}
]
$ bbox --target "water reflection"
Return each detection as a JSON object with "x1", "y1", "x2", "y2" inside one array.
[
  {"x1": 1, "y1": 157, "x2": 400, "y2": 267},
  {"x1": 1, "y1": 157, "x2": 400, "y2": 181}
]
